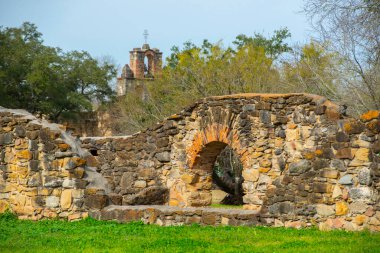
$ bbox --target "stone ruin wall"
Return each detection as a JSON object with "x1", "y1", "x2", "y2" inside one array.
[
  {"x1": 0, "y1": 108, "x2": 110, "y2": 220},
  {"x1": 1, "y1": 93, "x2": 380, "y2": 231}
]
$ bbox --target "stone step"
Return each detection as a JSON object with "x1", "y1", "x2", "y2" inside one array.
[{"x1": 89, "y1": 205, "x2": 260, "y2": 226}]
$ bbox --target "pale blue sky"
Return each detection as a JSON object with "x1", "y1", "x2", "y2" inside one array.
[{"x1": 0, "y1": 0, "x2": 310, "y2": 69}]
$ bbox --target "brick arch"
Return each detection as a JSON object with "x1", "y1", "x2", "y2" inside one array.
[{"x1": 187, "y1": 123, "x2": 250, "y2": 170}]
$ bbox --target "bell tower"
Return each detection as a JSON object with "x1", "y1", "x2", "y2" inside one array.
[{"x1": 116, "y1": 31, "x2": 163, "y2": 96}]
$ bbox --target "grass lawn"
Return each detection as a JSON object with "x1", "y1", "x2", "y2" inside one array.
[
  {"x1": 209, "y1": 204, "x2": 243, "y2": 209},
  {"x1": 0, "y1": 212, "x2": 379, "y2": 253}
]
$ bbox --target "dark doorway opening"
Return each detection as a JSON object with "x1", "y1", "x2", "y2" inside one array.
[{"x1": 212, "y1": 146, "x2": 243, "y2": 206}]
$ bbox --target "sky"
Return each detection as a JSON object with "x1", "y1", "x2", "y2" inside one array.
[{"x1": 0, "y1": 0, "x2": 310, "y2": 70}]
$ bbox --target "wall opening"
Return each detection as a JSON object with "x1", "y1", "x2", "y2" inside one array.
[
  {"x1": 191, "y1": 141, "x2": 244, "y2": 207},
  {"x1": 212, "y1": 146, "x2": 244, "y2": 205},
  {"x1": 144, "y1": 54, "x2": 153, "y2": 78},
  {"x1": 89, "y1": 149, "x2": 98, "y2": 156}
]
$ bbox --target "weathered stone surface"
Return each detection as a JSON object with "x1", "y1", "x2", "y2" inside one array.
[
  {"x1": 349, "y1": 202, "x2": 368, "y2": 214},
  {"x1": 343, "y1": 120, "x2": 364, "y2": 134},
  {"x1": 336, "y1": 201, "x2": 349, "y2": 216},
  {"x1": 123, "y1": 186, "x2": 168, "y2": 205},
  {"x1": 360, "y1": 110, "x2": 380, "y2": 122},
  {"x1": 358, "y1": 168, "x2": 371, "y2": 185},
  {"x1": 349, "y1": 187, "x2": 373, "y2": 200},
  {"x1": 155, "y1": 152, "x2": 170, "y2": 162},
  {"x1": 335, "y1": 148, "x2": 353, "y2": 159},
  {"x1": 242, "y1": 169, "x2": 259, "y2": 182},
  {"x1": 338, "y1": 175, "x2": 353, "y2": 185},
  {"x1": 181, "y1": 173, "x2": 198, "y2": 184},
  {"x1": 1, "y1": 94, "x2": 380, "y2": 231},
  {"x1": 46, "y1": 196, "x2": 60, "y2": 208},
  {"x1": 120, "y1": 172, "x2": 135, "y2": 189},
  {"x1": 288, "y1": 160, "x2": 311, "y2": 175},
  {"x1": 60, "y1": 190, "x2": 72, "y2": 210},
  {"x1": 330, "y1": 159, "x2": 346, "y2": 172},
  {"x1": 313, "y1": 183, "x2": 332, "y2": 193},
  {"x1": 84, "y1": 194, "x2": 107, "y2": 209},
  {"x1": 321, "y1": 170, "x2": 339, "y2": 179},
  {"x1": 354, "y1": 148, "x2": 370, "y2": 162},
  {"x1": 14, "y1": 126, "x2": 26, "y2": 138},
  {"x1": 134, "y1": 180, "x2": 147, "y2": 188},
  {"x1": 316, "y1": 204, "x2": 335, "y2": 217},
  {"x1": 332, "y1": 185, "x2": 343, "y2": 199},
  {"x1": 44, "y1": 176, "x2": 63, "y2": 188},
  {"x1": 0, "y1": 133, "x2": 13, "y2": 145}
]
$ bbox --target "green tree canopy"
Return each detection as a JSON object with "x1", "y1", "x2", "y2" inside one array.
[{"x1": 0, "y1": 22, "x2": 116, "y2": 120}]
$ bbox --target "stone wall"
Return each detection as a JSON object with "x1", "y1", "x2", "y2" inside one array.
[
  {"x1": 80, "y1": 93, "x2": 380, "y2": 231},
  {"x1": 1, "y1": 93, "x2": 380, "y2": 231},
  {"x1": 0, "y1": 107, "x2": 109, "y2": 220}
]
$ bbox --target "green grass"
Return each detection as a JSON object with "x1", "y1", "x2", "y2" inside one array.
[
  {"x1": 1, "y1": 212, "x2": 379, "y2": 253},
  {"x1": 210, "y1": 204, "x2": 243, "y2": 209}
]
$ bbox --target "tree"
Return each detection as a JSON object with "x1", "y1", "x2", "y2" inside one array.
[
  {"x1": 304, "y1": 0, "x2": 380, "y2": 112},
  {"x1": 233, "y1": 28, "x2": 292, "y2": 59},
  {"x1": 0, "y1": 22, "x2": 116, "y2": 120},
  {"x1": 281, "y1": 41, "x2": 341, "y2": 99}
]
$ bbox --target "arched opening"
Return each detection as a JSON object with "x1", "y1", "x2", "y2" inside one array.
[
  {"x1": 212, "y1": 146, "x2": 243, "y2": 206},
  {"x1": 190, "y1": 141, "x2": 244, "y2": 207},
  {"x1": 143, "y1": 53, "x2": 154, "y2": 78}
]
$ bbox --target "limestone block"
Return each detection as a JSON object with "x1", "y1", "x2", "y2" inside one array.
[
  {"x1": 330, "y1": 159, "x2": 346, "y2": 172},
  {"x1": 120, "y1": 172, "x2": 135, "y2": 189},
  {"x1": 321, "y1": 170, "x2": 339, "y2": 179},
  {"x1": 138, "y1": 168, "x2": 156, "y2": 180},
  {"x1": 332, "y1": 185, "x2": 343, "y2": 199},
  {"x1": 242, "y1": 169, "x2": 259, "y2": 182},
  {"x1": 352, "y1": 139, "x2": 371, "y2": 148},
  {"x1": 15, "y1": 150, "x2": 32, "y2": 160},
  {"x1": 349, "y1": 202, "x2": 368, "y2": 214},
  {"x1": 60, "y1": 190, "x2": 72, "y2": 210},
  {"x1": 44, "y1": 176, "x2": 63, "y2": 188},
  {"x1": 68, "y1": 213, "x2": 82, "y2": 221},
  {"x1": 84, "y1": 194, "x2": 107, "y2": 209},
  {"x1": 181, "y1": 173, "x2": 198, "y2": 184},
  {"x1": 338, "y1": 175, "x2": 353, "y2": 185},
  {"x1": 358, "y1": 167, "x2": 371, "y2": 185},
  {"x1": 0, "y1": 133, "x2": 13, "y2": 145},
  {"x1": 353, "y1": 148, "x2": 370, "y2": 162},
  {"x1": 211, "y1": 190, "x2": 227, "y2": 204},
  {"x1": 301, "y1": 126, "x2": 312, "y2": 139},
  {"x1": 336, "y1": 201, "x2": 349, "y2": 216},
  {"x1": 243, "y1": 194, "x2": 263, "y2": 205},
  {"x1": 288, "y1": 160, "x2": 311, "y2": 175},
  {"x1": 353, "y1": 215, "x2": 368, "y2": 226},
  {"x1": 27, "y1": 173, "x2": 41, "y2": 187},
  {"x1": 134, "y1": 180, "x2": 147, "y2": 188},
  {"x1": 122, "y1": 186, "x2": 168, "y2": 205},
  {"x1": 259, "y1": 159, "x2": 272, "y2": 168},
  {"x1": 285, "y1": 128, "x2": 299, "y2": 141},
  {"x1": 155, "y1": 152, "x2": 170, "y2": 162},
  {"x1": 349, "y1": 186, "x2": 373, "y2": 200},
  {"x1": 360, "y1": 110, "x2": 380, "y2": 122},
  {"x1": 316, "y1": 204, "x2": 335, "y2": 217},
  {"x1": 313, "y1": 182, "x2": 332, "y2": 193},
  {"x1": 46, "y1": 196, "x2": 60, "y2": 208},
  {"x1": 343, "y1": 120, "x2": 364, "y2": 134}
]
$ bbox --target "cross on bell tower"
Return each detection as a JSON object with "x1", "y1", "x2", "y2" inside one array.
[{"x1": 143, "y1": 29, "x2": 149, "y2": 44}]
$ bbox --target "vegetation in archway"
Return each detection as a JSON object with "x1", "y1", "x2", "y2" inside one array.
[{"x1": 212, "y1": 146, "x2": 244, "y2": 205}]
